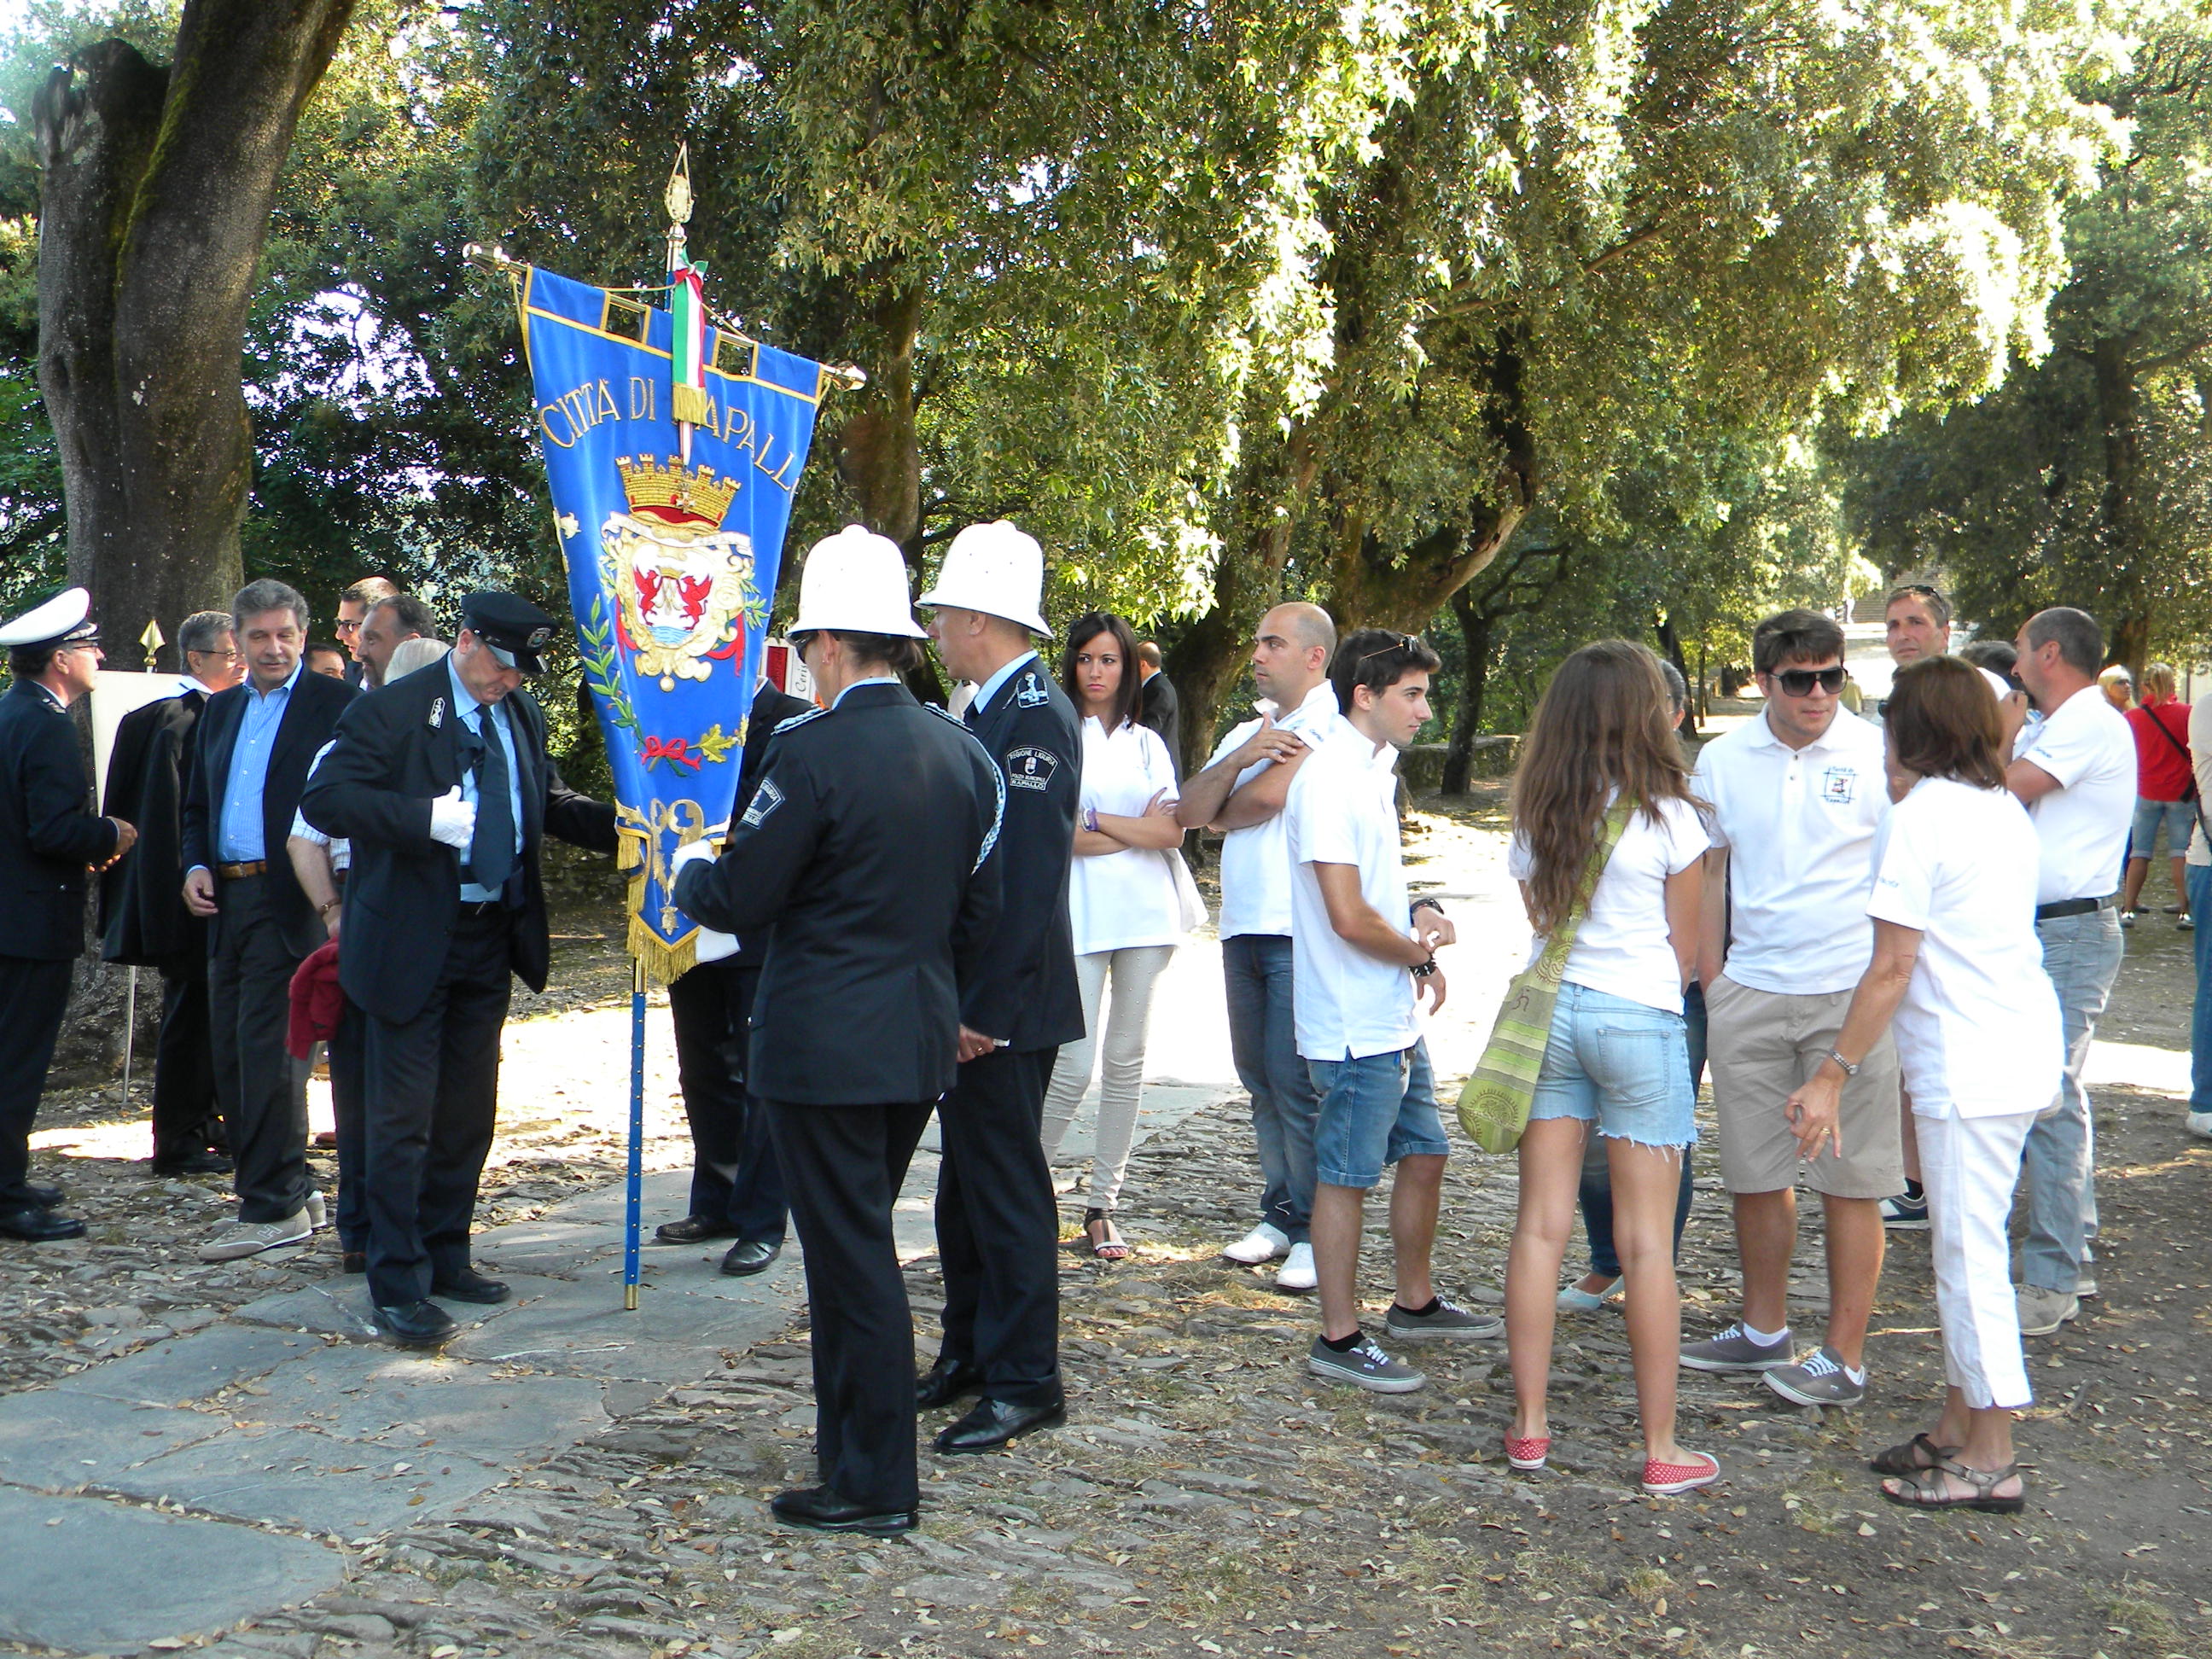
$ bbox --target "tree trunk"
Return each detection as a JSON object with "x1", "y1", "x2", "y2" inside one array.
[
  {"x1": 1654, "y1": 612, "x2": 1694, "y2": 727},
  {"x1": 832, "y1": 272, "x2": 923, "y2": 551},
  {"x1": 2090, "y1": 333, "x2": 2150, "y2": 672},
  {"x1": 34, "y1": 2, "x2": 356, "y2": 672},
  {"x1": 1441, "y1": 585, "x2": 1493, "y2": 795}
]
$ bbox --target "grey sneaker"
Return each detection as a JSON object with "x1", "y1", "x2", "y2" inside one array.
[
  {"x1": 1307, "y1": 1333, "x2": 1425, "y2": 1394},
  {"x1": 1387, "y1": 1295, "x2": 1504, "y2": 1341},
  {"x1": 1762, "y1": 1345, "x2": 1866, "y2": 1407},
  {"x1": 1680, "y1": 1322, "x2": 1793, "y2": 1373},
  {"x1": 197, "y1": 1210, "x2": 312, "y2": 1263},
  {"x1": 2016, "y1": 1284, "x2": 2080, "y2": 1336}
]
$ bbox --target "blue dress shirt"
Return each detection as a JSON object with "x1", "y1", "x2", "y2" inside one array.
[
  {"x1": 448, "y1": 655, "x2": 527, "y2": 903},
  {"x1": 971, "y1": 650, "x2": 1040, "y2": 716},
  {"x1": 217, "y1": 659, "x2": 304, "y2": 863}
]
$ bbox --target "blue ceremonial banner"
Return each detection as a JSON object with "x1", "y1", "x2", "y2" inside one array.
[{"x1": 516, "y1": 264, "x2": 824, "y2": 978}]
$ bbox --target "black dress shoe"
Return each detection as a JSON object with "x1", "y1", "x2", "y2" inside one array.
[
  {"x1": 719, "y1": 1237, "x2": 783, "y2": 1277},
  {"x1": 22, "y1": 1184, "x2": 63, "y2": 1208},
  {"x1": 934, "y1": 1395, "x2": 1067, "y2": 1455},
  {"x1": 150, "y1": 1151, "x2": 233, "y2": 1177},
  {"x1": 428, "y1": 1267, "x2": 510, "y2": 1304},
  {"x1": 374, "y1": 1300, "x2": 457, "y2": 1348},
  {"x1": 0, "y1": 1205, "x2": 87, "y2": 1243},
  {"x1": 341, "y1": 1251, "x2": 366, "y2": 1275},
  {"x1": 655, "y1": 1214, "x2": 741, "y2": 1245},
  {"x1": 769, "y1": 1484, "x2": 917, "y2": 1536},
  {"x1": 916, "y1": 1354, "x2": 986, "y2": 1409}
]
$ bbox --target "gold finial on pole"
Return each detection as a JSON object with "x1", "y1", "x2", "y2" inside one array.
[
  {"x1": 665, "y1": 142, "x2": 693, "y2": 231},
  {"x1": 139, "y1": 617, "x2": 165, "y2": 671}
]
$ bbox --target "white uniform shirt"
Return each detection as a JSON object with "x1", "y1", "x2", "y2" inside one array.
[
  {"x1": 1285, "y1": 722, "x2": 1418, "y2": 1062},
  {"x1": 1867, "y1": 777, "x2": 2062, "y2": 1117},
  {"x1": 1507, "y1": 795, "x2": 1708, "y2": 1013},
  {"x1": 2187, "y1": 698, "x2": 2212, "y2": 867},
  {"x1": 2013, "y1": 684, "x2": 2135, "y2": 904},
  {"x1": 290, "y1": 741, "x2": 350, "y2": 874},
  {"x1": 1692, "y1": 707, "x2": 1889, "y2": 994},
  {"x1": 1208, "y1": 681, "x2": 1342, "y2": 940},
  {"x1": 1068, "y1": 717, "x2": 1185, "y2": 953}
]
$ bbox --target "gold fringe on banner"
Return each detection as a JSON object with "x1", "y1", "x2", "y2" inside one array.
[
  {"x1": 614, "y1": 807, "x2": 706, "y2": 986},
  {"x1": 671, "y1": 382, "x2": 713, "y2": 427}
]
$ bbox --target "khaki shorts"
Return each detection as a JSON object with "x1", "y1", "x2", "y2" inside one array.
[{"x1": 1704, "y1": 972, "x2": 1903, "y2": 1198}]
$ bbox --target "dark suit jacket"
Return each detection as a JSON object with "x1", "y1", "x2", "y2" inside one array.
[
  {"x1": 101, "y1": 689, "x2": 207, "y2": 966},
  {"x1": 1138, "y1": 668, "x2": 1181, "y2": 775},
  {"x1": 180, "y1": 666, "x2": 356, "y2": 960},
  {"x1": 963, "y1": 657, "x2": 1084, "y2": 1051},
  {"x1": 0, "y1": 680, "x2": 118, "y2": 962},
  {"x1": 672, "y1": 682, "x2": 1003, "y2": 1106},
  {"x1": 299, "y1": 657, "x2": 618, "y2": 1025}
]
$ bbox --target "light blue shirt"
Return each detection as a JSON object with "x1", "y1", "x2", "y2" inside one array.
[
  {"x1": 831, "y1": 674, "x2": 900, "y2": 709},
  {"x1": 972, "y1": 650, "x2": 1040, "y2": 716},
  {"x1": 217, "y1": 659, "x2": 304, "y2": 863},
  {"x1": 448, "y1": 655, "x2": 526, "y2": 903}
]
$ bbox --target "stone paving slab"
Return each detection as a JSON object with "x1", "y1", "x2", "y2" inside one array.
[
  {"x1": 235, "y1": 1347, "x2": 614, "y2": 1460},
  {"x1": 52, "y1": 1324, "x2": 323, "y2": 1406},
  {"x1": 0, "y1": 1487, "x2": 344, "y2": 1650},
  {"x1": 0, "y1": 1388, "x2": 229, "y2": 1493},
  {"x1": 445, "y1": 1273, "x2": 789, "y2": 1378}
]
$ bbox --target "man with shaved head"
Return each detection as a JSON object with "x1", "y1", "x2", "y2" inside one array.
[{"x1": 1177, "y1": 602, "x2": 1343, "y2": 1289}]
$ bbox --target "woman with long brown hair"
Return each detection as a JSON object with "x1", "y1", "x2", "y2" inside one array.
[{"x1": 1502, "y1": 640, "x2": 1716, "y2": 1495}]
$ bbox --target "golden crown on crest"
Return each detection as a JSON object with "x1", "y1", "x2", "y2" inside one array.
[{"x1": 614, "y1": 454, "x2": 739, "y2": 529}]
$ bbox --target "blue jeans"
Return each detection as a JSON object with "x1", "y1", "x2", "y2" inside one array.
[
  {"x1": 2020, "y1": 906, "x2": 2123, "y2": 1294},
  {"x1": 2190, "y1": 863, "x2": 2212, "y2": 1113},
  {"x1": 1580, "y1": 981, "x2": 1704, "y2": 1278},
  {"x1": 1223, "y1": 934, "x2": 1318, "y2": 1243}
]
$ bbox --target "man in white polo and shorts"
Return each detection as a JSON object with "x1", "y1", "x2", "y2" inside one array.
[{"x1": 1685, "y1": 608, "x2": 1902, "y2": 1407}]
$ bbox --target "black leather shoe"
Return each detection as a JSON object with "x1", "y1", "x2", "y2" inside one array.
[
  {"x1": 655, "y1": 1214, "x2": 741, "y2": 1245},
  {"x1": 769, "y1": 1484, "x2": 917, "y2": 1536},
  {"x1": 22, "y1": 1184, "x2": 63, "y2": 1208},
  {"x1": 0, "y1": 1205, "x2": 87, "y2": 1243},
  {"x1": 916, "y1": 1354, "x2": 986, "y2": 1409},
  {"x1": 934, "y1": 1395, "x2": 1067, "y2": 1455},
  {"x1": 719, "y1": 1237, "x2": 783, "y2": 1277},
  {"x1": 341, "y1": 1251, "x2": 366, "y2": 1275},
  {"x1": 375, "y1": 1300, "x2": 457, "y2": 1348},
  {"x1": 429, "y1": 1267, "x2": 510, "y2": 1305},
  {"x1": 150, "y1": 1151, "x2": 233, "y2": 1177}
]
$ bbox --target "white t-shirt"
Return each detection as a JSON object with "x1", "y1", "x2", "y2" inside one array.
[
  {"x1": 2187, "y1": 699, "x2": 2212, "y2": 867},
  {"x1": 1692, "y1": 707, "x2": 1889, "y2": 994},
  {"x1": 1285, "y1": 723, "x2": 1417, "y2": 1061},
  {"x1": 1209, "y1": 681, "x2": 1344, "y2": 940},
  {"x1": 1867, "y1": 777, "x2": 2062, "y2": 1117},
  {"x1": 2014, "y1": 684, "x2": 2134, "y2": 903},
  {"x1": 1507, "y1": 795, "x2": 1708, "y2": 1014},
  {"x1": 1068, "y1": 718, "x2": 1185, "y2": 954}
]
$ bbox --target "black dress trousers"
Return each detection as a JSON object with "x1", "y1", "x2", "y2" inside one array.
[
  {"x1": 767, "y1": 1095, "x2": 934, "y2": 1511},
  {"x1": 934, "y1": 1044, "x2": 1063, "y2": 1406},
  {"x1": 207, "y1": 875, "x2": 312, "y2": 1224},
  {"x1": 359, "y1": 906, "x2": 512, "y2": 1307},
  {"x1": 0, "y1": 955, "x2": 73, "y2": 1207},
  {"x1": 329, "y1": 995, "x2": 369, "y2": 1254},
  {"x1": 667, "y1": 958, "x2": 787, "y2": 1242},
  {"x1": 150, "y1": 953, "x2": 224, "y2": 1162}
]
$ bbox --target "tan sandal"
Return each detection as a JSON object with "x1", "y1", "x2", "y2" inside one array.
[
  {"x1": 1869, "y1": 1432, "x2": 1958, "y2": 1476},
  {"x1": 1880, "y1": 1457, "x2": 2025, "y2": 1514}
]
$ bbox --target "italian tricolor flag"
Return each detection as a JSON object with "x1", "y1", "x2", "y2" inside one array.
[{"x1": 670, "y1": 250, "x2": 710, "y2": 428}]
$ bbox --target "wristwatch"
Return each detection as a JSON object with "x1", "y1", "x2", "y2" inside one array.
[
  {"x1": 1412, "y1": 895, "x2": 1447, "y2": 917},
  {"x1": 1411, "y1": 956, "x2": 1438, "y2": 979},
  {"x1": 1823, "y1": 1048, "x2": 1860, "y2": 1078}
]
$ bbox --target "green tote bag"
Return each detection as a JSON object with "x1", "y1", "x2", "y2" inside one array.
[{"x1": 1455, "y1": 800, "x2": 1635, "y2": 1155}]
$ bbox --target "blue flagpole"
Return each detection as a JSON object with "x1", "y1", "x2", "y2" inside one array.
[{"x1": 624, "y1": 954, "x2": 645, "y2": 1311}]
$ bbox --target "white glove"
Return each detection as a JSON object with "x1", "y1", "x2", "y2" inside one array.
[
  {"x1": 428, "y1": 787, "x2": 475, "y2": 850},
  {"x1": 670, "y1": 839, "x2": 718, "y2": 876}
]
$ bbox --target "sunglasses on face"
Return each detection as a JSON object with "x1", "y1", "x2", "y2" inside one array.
[{"x1": 1772, "y1": 666, "x2": 1848, "y2": 696}]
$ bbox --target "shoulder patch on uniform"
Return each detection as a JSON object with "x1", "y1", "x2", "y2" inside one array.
[
  {"x1": 1015, "y1": 672, "x2": 1050, "y2": 708},
  {"x1": 1004, "y1": 745, "x2": 1058, "y2": 790},
  {"x1": 740, "y1": 778, "x2": 786, "y2": 827},
  {"x1": 772, "y1": 706, "x2": 827, "y2": 736}
]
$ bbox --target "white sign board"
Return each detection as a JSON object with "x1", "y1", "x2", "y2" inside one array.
[{"x1": 90, "y1": 671, "x2": 180, "y2": 802}]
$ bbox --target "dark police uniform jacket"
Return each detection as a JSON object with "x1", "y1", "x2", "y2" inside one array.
[
  {"x1": 0, "y1": 679, "x2": 118, "y2": 962},
  {"x1": 963, "y1": 657, "x2": 1083, "y2": 1052},
  {"x1": 672, "y1": 681, "x2": 1004, "y2": 1107},
  {"x1": 180, "y1": 666, "x2": 356, "y2": 960},
  {"x1": 100, "y1": 688, "x2": 206, "y2": 966},
  {"x1": 297, "y1": 657, "x2": 618, "y2": 1027}
]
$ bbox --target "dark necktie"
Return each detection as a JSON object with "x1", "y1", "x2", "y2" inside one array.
[
  {"x1": 469, "y1": 704, "x2": 516, "y2": 891},
  {"x1": 963, "y1": 696, "x2": 982, "y2": 731}
]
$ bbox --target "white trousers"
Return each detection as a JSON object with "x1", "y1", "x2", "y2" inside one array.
[
  {"x1": 1040, "y1": 944, "x2": 1176, "y2": 1210},
  {"x1": 1917, "y1": 1106, "x2": 2038, "y2": 1411}
]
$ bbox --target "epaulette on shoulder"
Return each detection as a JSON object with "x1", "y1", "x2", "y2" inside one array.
[
  {"x1": 772, "y1": 706, "x2": 829, "y2": 736},
  {"x1": 923, "y1": 703, "x2": 969, "y2": 731}
]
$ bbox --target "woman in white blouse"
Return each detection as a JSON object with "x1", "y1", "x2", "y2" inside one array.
[
  {"x1": 1784, "y1": 655, "x2": 2060, "y2": 1512},
  {"x1": 1039, "y1": 613, "x2": 1190, "y2": 1258}
]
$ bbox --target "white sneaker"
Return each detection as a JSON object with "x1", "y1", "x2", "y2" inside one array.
[
  {"x1": 1223, "y1": 1223, "x2": 1289, "y2": 1265},
  {"x1": 305, "y1": 1190, "x2": 328, "y2": 1231},
  {"x1": 1274, "y1": 1242, "x2": 1318, "y2": 1292},
  {"x1": 198, "y1": 1210, "x2": 312, "y2": 1262},
  {"x1": 2187, "y1": 1111, "x2": 2212, "y2": 1141}
]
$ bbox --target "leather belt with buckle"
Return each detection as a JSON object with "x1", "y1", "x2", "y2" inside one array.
[
  {"x1": 216, "y1": 861, "x2": 267, "y2": 880},
  {"x1": 2034, "y1": 894, "x2": 2115, "y2": 921}
]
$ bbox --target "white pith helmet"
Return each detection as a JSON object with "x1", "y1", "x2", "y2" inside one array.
[
  {"x1": 789, "y1": 525, "x2": 928, "y2": 639},
  {"x1": 917, "y1": 520, "x2": 1048, "y2": 637}
]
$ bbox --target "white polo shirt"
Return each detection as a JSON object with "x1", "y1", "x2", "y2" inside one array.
[
  {"x1": 1284, "y1": 722, "x2": 1417, "y2": 1062},
  {"x1": 2187, "y1": 698, "x2": 2212, "y2": 867},
  {"x1": 2013, "y1": 684, "x2": 2134, "y2": 904},
  {"x1": 1867, "y1": 777, "x2": 2061, "y2": 1117},
  {"x1": 1068, "y1": 717, "x2": 1185, "y2": 953},
  {"x1": 1208, "y1": 681, "x2": 1343, "y2": 940},
  {"x1": 1691, "y1": 706, "x2": 1889, "y2": 995}
]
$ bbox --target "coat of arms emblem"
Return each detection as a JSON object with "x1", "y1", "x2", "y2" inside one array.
[{"x1": 602, "y1": 454, "x2": 760, "y2": 690}]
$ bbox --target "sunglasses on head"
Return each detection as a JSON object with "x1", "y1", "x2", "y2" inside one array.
[
  {"x1": 1356, "y1": 632, "x2": 1420, "y2": 665},
  {"x1": 1772, "y1": 666, "x2": 1848, "y2": 696}
]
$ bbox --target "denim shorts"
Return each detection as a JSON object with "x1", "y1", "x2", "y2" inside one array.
[
  {"x1": 2131, "y1": 796, "x2": 2195, "y2": 861},
  {"x1": 1528, "y1": 982, "x2": 1697, "y2": 1149},
  {"x1": 1307, "y1": 1039, "x2": 1451, "y2": 1189}
]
